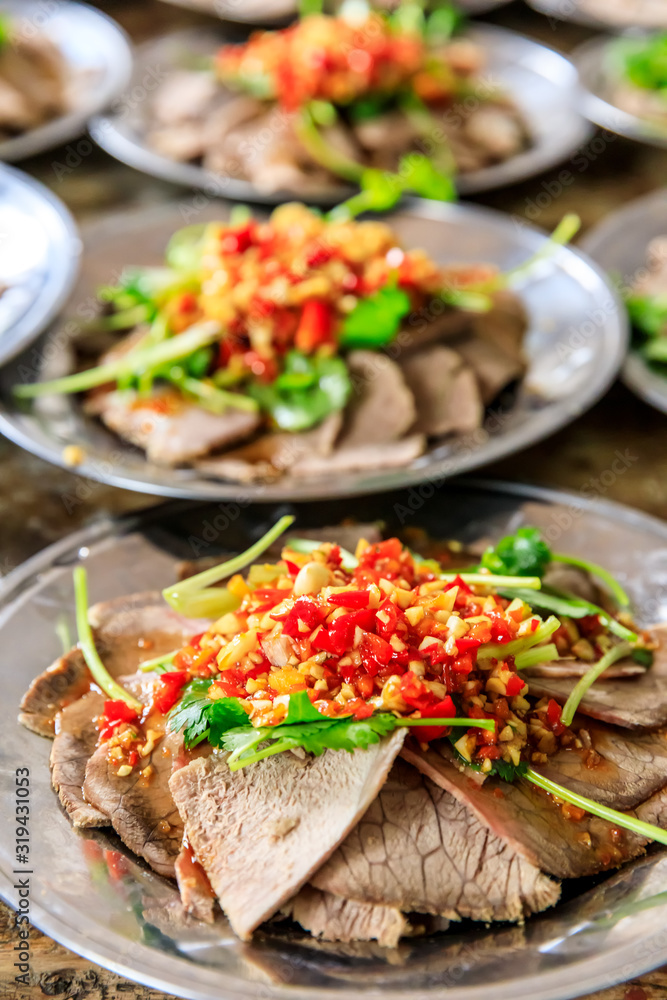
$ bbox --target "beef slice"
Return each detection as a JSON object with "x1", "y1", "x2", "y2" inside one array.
[
  {"x1": 311, "y1": 759, "x2": 559, "y2": 923},
  {"x1": 169, "y1": 731, "x2": 406, "y2": 939},
  {"x1": 285, "y1": 886, "x2": 409, "y2": 947},
  {"x1": 403, "y1": 743, "x2": 646, "y2": 879}
]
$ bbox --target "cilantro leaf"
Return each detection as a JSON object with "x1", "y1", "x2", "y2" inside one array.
[
  {"x1": 207, "y1": 698, "x2": 252, "y2": 745},
  {"x1": 168, "y1": 679, "x2": 214, "y2": 747},
  {"x1": 492, "y1": 759, "x2": 528, "y2": 782},
  {"x1": 284, "y1": 689, "x2": 332, "y2": 724},
  {"x1": 249, "y1": 353, "x2": 350, "y2": 432},
  {"x1": 480, "y1": 527, "x2": 552, "y2": 578},
  {"x1": 340, "y1": 286, "x2": 411, "y2": 349}
]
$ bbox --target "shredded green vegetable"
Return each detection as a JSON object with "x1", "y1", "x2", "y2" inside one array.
[
  {"x1": 553, "y1": 552, "x2": 630, "y2": 607},
  {"x1": 526, "y1": 767, "x2": 667, "y2": 849},
  {"x1": 163, "y1": 515, "x2": 295, "y2": 616},
  {"x1": 560, "y1": 642, "x2": 634, "y2": 726},
  {"x1": 73, "y1": 567, "x2": 142, "y2": 710}
]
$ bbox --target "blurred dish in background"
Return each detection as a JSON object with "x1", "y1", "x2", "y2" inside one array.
[
  {"x1": 528, "y1": 0, "x2": 667, "y2": 31},
  {"x1": 0, "y1": 198, "x2": 626, "y2": 500},
  {"x1": 90, "y1": 21, "x2": 589, "y2": 203},
  {"x1": 156, "y1": 0, "x2": 512, "y2": 27},
  {"x1": 574, "y1": 32, "x2": 667, "y2": 149},
  {"x1": 0, "y1": 164, "x2": 80, "y2": 367},
  {"x1": 582, "y1": 187, "x2": 667, "y2": 415},
  {"x1": 0, "y1": 0, "x2": 132, "y2": 162}
]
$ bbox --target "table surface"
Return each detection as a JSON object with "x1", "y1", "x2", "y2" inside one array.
[{"x1": 2, "y1": 1, "x2": 667, "y2": 998}]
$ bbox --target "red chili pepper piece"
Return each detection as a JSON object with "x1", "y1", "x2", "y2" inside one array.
[
  {"x1": 100, "y1": 699, "x2": 139, "y2": 739},
  {"x1": 329, "y1": 590, "x2": 370, "y2": 609},
  {"x1": 153, "y1": 670, "x2": 190, "y2": 715},
  {"x1": 415, "y1": 695, "x2": 456, "y2": 742},
  {"x1": 546, "y1": 697, "x2": 566, "y2": 735},
  {"x1": 295, "y1": 299, "x2": 333, "y2": 352},
  {"x1": 279, "y1": 596, "x2": 327, "y2": 637},
  {"x1": 505, "y1": 673, "x2": 526, "y2": 698}
]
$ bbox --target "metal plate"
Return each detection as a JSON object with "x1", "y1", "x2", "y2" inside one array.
[
  {"x1": 89, "y1": 24, "x2": 591, "y2": 202},
  {"x1": 581, "y1": 187, "x2": 667, "y2": 415},
  {"x1": 2, "y1": 481, "x2": 667, "y2": 1000},
  {"x1": 573, "y1": 36, "x2": 667, "y2": 150},
  {"x1": 0, "y1": 164, "x2": 81, "y2": 368},
  {"x1": 528, "y1": 0, "x2": 667, "y2": 31},
  {"x1": 156, "y1": 0, "x2": 512, "y2": 24},
  {"x1": 0, "y1": 0, "x2": 133, "y2": 163},
  {"x1": 0, "y1": 197, "x2": 627, "y2": 500}
]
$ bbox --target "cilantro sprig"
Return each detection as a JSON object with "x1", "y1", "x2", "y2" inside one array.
[{"x1": 168, "y1": 687, "x2": 494, "y2": 771}]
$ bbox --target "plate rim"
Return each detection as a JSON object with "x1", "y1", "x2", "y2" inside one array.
[
  {"x1": 0, "y1": 163, "x2": 82, "y2": 368},
  {"x1": 0, "y1": 195, "x2": 629, "y2": 500},
  {"x1": 580, "y1": 186, "x2": 667, "y2": 414},
  {"x1": 88, "y1": 22, "x2": 592, "y2": 202},
  {"x1": 3, "y1": 477, "x2": 667, "y2": 1000},
  {"x1": 527, "y1": 0, "x2": 667, "y2": 32},
  {"x1": 0, "y1": 0, "x2": 134, "y2": 163}
]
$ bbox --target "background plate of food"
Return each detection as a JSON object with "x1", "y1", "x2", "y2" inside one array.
[
  {"x1": 3, "y1": 481, "x2": 667, "y2": 1000},
  {"x1": 527, "y1": 0, "x2": 667, "y2": 31},
  {"x1": 581, "y1": 186, "x2": 667, "y2": 415},
  {"x1": 155, "y1": 0, "x2": 515, "y2": 28},
  {"x1": 0, "y1": 0, "x2": 132, "y2": 162},
  {"x1": 573, "y1": 32, "x2": 667, "y2": 150},
  {"x1": 0, "y1": 164, "x2": 80, "y2": 368},
  {"x1": 89, "y1": 18, "x2": 590, "y2": 202},
  {"x1": 0, "y1": 197, "x2": 626, "y2": 500}
]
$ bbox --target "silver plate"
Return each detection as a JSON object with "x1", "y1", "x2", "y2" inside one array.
[
  {"x1": 0, "y1": 0, "x2": 133, "y2": 163},
  {"x1": 528, "y1": 0, "x2": 667, "y2": 31},
  {"x1": 581, "y1": 187, "x2": 667, "y2": 415},
  {"x1": 89, "y1": 24, "x2": 591, "y2": 202},
  {"x1": 2, "y1": 481, "x2": 667, "y2": 1000},
  {"x1": 156, "y1": 0, "x2": 512, "y2": 24},
  {"x1": 0, "y1": 197, "x2": 627, "y2": 500},
  {"x1": 573, "y1": 36, "x2": 667, "y2": 150},
  {"x1": 0, "y1": 164, "x2": 81, "y2": 368}
]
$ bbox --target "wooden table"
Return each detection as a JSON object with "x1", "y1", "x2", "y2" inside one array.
[{"x1": 3, "y1": 1, "x2": 667, "y2": 997}]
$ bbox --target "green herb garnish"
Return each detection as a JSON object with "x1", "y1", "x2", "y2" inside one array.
[{"x1": 73, "y1": 567, "x2": 142, "y2": 710}]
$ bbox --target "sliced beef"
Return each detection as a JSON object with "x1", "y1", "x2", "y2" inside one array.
[
  {"x1": 636, "y1": 785, "x2": 667, "y2": 829},
  {"x1": 542, "y1": 563, "x2": 603, "y2": 603},
  {"x1": 353, "y1": 111, "x2": 420, "y2": 156},
  {"x1": 401, "y1": 346, "x2": 483, "y2": 437},
  {"x1": 285, "y1": 886, "x2": 409, "y2": 948},
  {"x1": 169, "y1": 731, "x2": 406, "y2": 939},
  {"x1": 340, "y1": 351, "x2": 416, "y2": 448},
  {"x1": 150, "y1": 70, "x2": 220, "y2": 127},
  {"x1": 196, "y1": 413, "x2": 341, "y2": 483},
  {"x1": 20, "y1": 594, "x2": 207, "y2": 736},
  {"x1": 537, "y1": 720, "x2": 667, "y2": 810},
  {"x1": 292, "y1": 435, "x2": 425, "y2": 477},
  {"x1": 84, "y1": 723, "x2": 184, "y2": 880},
  {"x1": 402, "y1": 309, "x2": 473, "y2": 353},
  {"x1": 20, "y1": 648, "x2": 91, "y2": 738},
  {"x1": 526, "y1": 658, "x2": 645, "y2": 680},
  {"x1": 455, "y1": 336, "x2": 525, "y2": 405},
  {"x1": 174, "y1": 847, "x2": 216, "y2": 924},
  {"x1": 527, "y1": 627, "x2": 667, "y2": 730},
  {"x1": 402, "y1": 742, "x2": 646, "y2": 878},
  {"x1": 98, "y1": 389, "x2": 260, "y2": 466},
  {"x1": 311, "y1": 759, "x2": 559, "y2": 922},
  {"x1": 471, "y1": 290, "x2": 527, "y2": 365},
  {"x1": 50, "y1": 690, "x2": 107, "y2": 828}
]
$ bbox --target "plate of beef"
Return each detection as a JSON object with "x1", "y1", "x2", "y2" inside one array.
[
  {"x1": 89, "y1": 15, "x2": 590, "y2": 202},
  {"x1": 0, "y1": 197, "x2": 626, "y2": 500},
  {"x1": 4, "y1": 481, "x2": 667, "y2": 999},
  {"x1": 581, "y1": 187, "x2": 667, "y2": 415},
  {"x1": 0, "y1": 0, "x2": 132, "y2": 162}
]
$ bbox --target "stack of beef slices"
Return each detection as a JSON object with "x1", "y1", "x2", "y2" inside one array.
[
  {"x1": 22, "y1": 525, "x2": 667, "y2": 949},
  {"x1": 91, "y1": 289, "x2": 526, "y2": 483}
]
